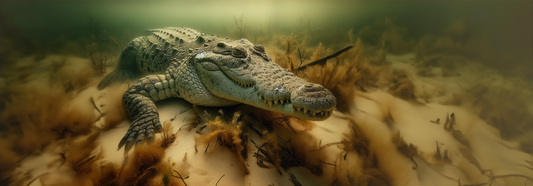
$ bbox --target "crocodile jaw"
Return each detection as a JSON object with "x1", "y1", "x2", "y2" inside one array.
[
  {"x1": 194, "y1": 39, "x2": 336, "y2": 121},
  {"x1": 197, "y1": 62, "x2": 335, "y2": 121}
]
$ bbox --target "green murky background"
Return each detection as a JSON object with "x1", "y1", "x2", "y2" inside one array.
[
  {"x1": 1, "y1": 1, "x2": 531, "y2": 77},
  {"x1": 1, "y1": 1, "x2": 532, "y2": 185}
]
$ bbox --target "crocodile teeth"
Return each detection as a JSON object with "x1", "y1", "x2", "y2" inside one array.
[
  {"x1": 312, "y1": 112, "x2": 316, "y2": 117},
  {"x1": 280, "y1": 100, "x2": 284, "y2": 104},
  {"x1": 268, "y1": 101, "x2": 272, "y2": 107},
  {"x1": 274, "y1": 100, "x2": 278, "y2": 105},
  {"x1": 296, "y1": 107, "x2": 302, "y2": 112}
]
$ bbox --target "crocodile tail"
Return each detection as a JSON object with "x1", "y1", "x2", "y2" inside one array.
[
  {"x1": 97, "y1": 69, "x2": 139, "y2": 90},
  {"x1": 97, "y1": 37, "x2": 144, "y2": 90}
]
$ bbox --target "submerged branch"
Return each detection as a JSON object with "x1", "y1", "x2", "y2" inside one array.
[
  {"x1": 172, "y1": 169, "x2": 188, "y2": 186},
  {"x1": 296, "y1": 45, "x2": 353, "y2": 71}
]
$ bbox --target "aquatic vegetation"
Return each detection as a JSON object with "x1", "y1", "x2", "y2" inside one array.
[
  {"x1": 66, "y1": 132, "x2": 102, "y2": 176},
  {"x1": 250, "y1": 113, "x2": 326, "y2": 177},
  {"x1": 196, "y1": 107, "x2": 325, "y2": 177},
  {"x1": 358, "y1": 18, "x2": 416, "y2": 56},
  {"x1": 233, "y1": 14, "x2": 247, "y2": 39},
  {"x1": 334, "y1": 119, "x2": 389, "y2": 186},
  {"x1": 356, "y1": 90, "x2": 532, "y2": 185},
  {"x1": 114, "y1": 142, "x2": 166, "y2": 185},
  {"x1": 0, "y1": 55, "x2": 99, "y2": 183},
  {"x1": 360, "y1": 17, "x2": 532, "y2": 153},
  {"x1": 88, "y1": 43, "x2": 111, "y2": 77},
  {"x1": 0, "y1": 54, "x2": 179, "y2": 186},
  {"x1": 200, "y1": 112, "x2": 250, "y2": 174},
  {"x1": 387, "y1": 69, "x2": 416, "y2": 101},
  {"x1": 70, "y1": 122, "x2": 178, "y2": 186},
  {"x1": 446, "y1": 82, "x2": 533, "y2": 152}
]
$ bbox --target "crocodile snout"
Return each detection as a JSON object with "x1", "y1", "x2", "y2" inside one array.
[
  {"x1": 300, "y1": 83, "x2": 324, "y2": 93},
  {"x1": 291, "y1": 83, "x2": 336, "y2": 113}
]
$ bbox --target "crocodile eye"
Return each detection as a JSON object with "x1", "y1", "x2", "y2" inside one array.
[{"x1": 231, "y1": 49, "x2": 245, "y2": 58}]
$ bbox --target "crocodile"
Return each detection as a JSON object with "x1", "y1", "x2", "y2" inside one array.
[{"x1": 97, "y1": 27, "x2": 336, "y2": 151}]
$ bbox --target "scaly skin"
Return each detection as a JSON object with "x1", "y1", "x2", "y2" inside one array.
[{"x1": 97, "y1": 27, "x2": 336, "y2": 151}]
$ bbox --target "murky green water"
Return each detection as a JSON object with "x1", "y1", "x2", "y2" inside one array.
[
  {"x1": 1, "y1": 1, "x2": 531, "y2": 73},
  {"x1": 0, "y1": 1, "x2": 532, "y2": 185}
]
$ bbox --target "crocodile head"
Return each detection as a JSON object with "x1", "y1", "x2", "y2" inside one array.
[{"x1": 193, "y1": 39, "x2": 336, "y2": 121}]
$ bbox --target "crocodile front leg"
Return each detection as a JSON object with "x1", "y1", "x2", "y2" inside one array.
[{"x1": 118, "y1": 74, "x2": 178, "y2": 151}]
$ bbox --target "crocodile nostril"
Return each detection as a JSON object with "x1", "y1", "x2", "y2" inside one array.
[{"x1": 300, "y1": 84, "x2": 325, "y2": 93}]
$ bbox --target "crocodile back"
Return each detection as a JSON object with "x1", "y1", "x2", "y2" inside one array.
[
  {"x1": 136, "y1": 27, "x2": 205, "y2": 73},
  {"x1": 98, "y1": 27, "x2": 228, "y2": 90}
]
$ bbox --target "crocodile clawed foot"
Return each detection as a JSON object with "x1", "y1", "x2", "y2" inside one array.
[{"x1": 118, "y1": 113, "x2": 163, "y2": 152}]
